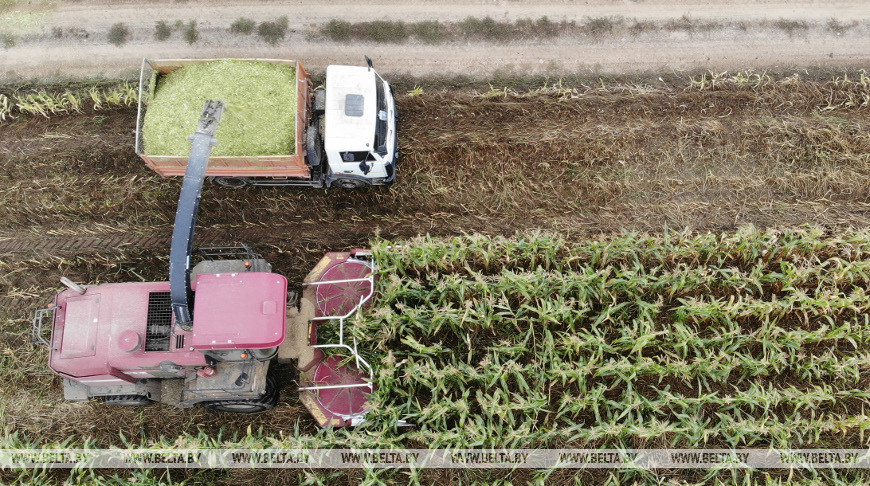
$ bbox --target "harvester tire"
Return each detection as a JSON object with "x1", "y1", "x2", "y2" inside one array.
[
  {"x1": 200, "y1": 375, "x2": 279, "y2": 414},
  {"x1": 101, "y1": 394, "x2": 153, "y2": 406}
]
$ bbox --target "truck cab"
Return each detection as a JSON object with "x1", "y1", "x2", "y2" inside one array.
[{"x1": 320, "y1": 65, "x2": 398, "y2": 189}]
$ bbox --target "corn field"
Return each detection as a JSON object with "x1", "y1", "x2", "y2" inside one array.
[
  {"x1": 0, "y1": 82, "x2": 138, "y2": 121},
  {"x1": 347, "y1": 228, "x2": 870, "y2": 449}
]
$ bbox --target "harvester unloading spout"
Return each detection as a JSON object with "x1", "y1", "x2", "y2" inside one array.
[{"x1": 169, "y1": 100, "x2": 225, "y2": 330}]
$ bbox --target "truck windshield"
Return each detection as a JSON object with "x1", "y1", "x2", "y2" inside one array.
[{"x1": 374, "y1": 79, "x2": 388, "y2": 155}]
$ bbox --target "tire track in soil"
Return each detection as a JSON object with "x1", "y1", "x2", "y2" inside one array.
[
  {"x1": 0, "y1": 235, "x2": 164, "y2": 252},
  {"x1": 0, "y1": 228, "x2": 324, "y2": 253}
]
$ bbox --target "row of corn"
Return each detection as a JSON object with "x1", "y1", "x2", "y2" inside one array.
[
  {"x1": 688, "y1": 70, "x2": 870, "y2": 111},
  {"x1": 0, "y1": 83, "x2": 137, "y2": 121}
]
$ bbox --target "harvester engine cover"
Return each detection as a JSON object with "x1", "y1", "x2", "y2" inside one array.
[{"x1": 190, "y1": 272, "x2": 287, "y2": 350}]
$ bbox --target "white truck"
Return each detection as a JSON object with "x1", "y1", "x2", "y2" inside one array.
[{"x1": 135, "y1": 57, "x2": 398, "y2": 189}]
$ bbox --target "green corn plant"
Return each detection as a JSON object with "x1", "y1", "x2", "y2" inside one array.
[{"x1": 0, "y1": 93, "x2": 10, "y2": 120}]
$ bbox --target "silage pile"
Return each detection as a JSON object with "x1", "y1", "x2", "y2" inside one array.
[{"x1": 143, "y1": 59, "x2": 297, "y2": 156}]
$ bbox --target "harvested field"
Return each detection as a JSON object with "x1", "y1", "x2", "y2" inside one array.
[
  {"x1": 1, "y1": 71, "x2": 870, "y2": 484},
  {"x1": 2, "y1": 71, "x2": 869, "y2": 243}
]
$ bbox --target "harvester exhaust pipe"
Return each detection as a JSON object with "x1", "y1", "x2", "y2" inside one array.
[
  {"x1": 169, "y1": 100, "x2": 225, "y2": 330},
  {"x1": 60, "y1": 277, "x2": 86, "y2": 295}
]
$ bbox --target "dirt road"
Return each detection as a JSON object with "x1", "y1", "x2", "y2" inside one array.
[{"x1": 1, "y1": 0, "x2": 868, "y2": 81}]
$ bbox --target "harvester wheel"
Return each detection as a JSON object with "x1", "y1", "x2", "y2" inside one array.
[
  {"x1": 101, "y1": 394, "x2": 153, "y2": 406},
  {"x1": 200, "y1": 375, "x2": 279, "y2": 414},
  {"x1": 210, "y1": 176, "x2": 250, "y2": 188}
]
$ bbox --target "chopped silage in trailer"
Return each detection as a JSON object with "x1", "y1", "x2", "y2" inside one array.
[{"x1": 142, "y1": 59, "x2": 297, "y2": 157}]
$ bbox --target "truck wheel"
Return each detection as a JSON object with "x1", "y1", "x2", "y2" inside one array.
[
  {"x1": 313, "y1": 89, "x2": 325, "y2": 115},
  {"x1": 306, "y1": 125, "x2": 321, "y2": 167},
  {"x1": 101, "y1": 394, "x2": 153, "y2": 406},
  {"x1": 211, "y1": 176, "x2": 250, "y2": 188},
  {"x1": 200, "y1": 375, "x2": 279, "y2": 414},
  {"x1": 336, "y1": 178, "x2": 367, "y2": 190}
]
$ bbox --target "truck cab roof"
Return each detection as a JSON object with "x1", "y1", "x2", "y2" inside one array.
[{"x1": 324, "y1": 65, "x2": 378, "y2": 153}]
